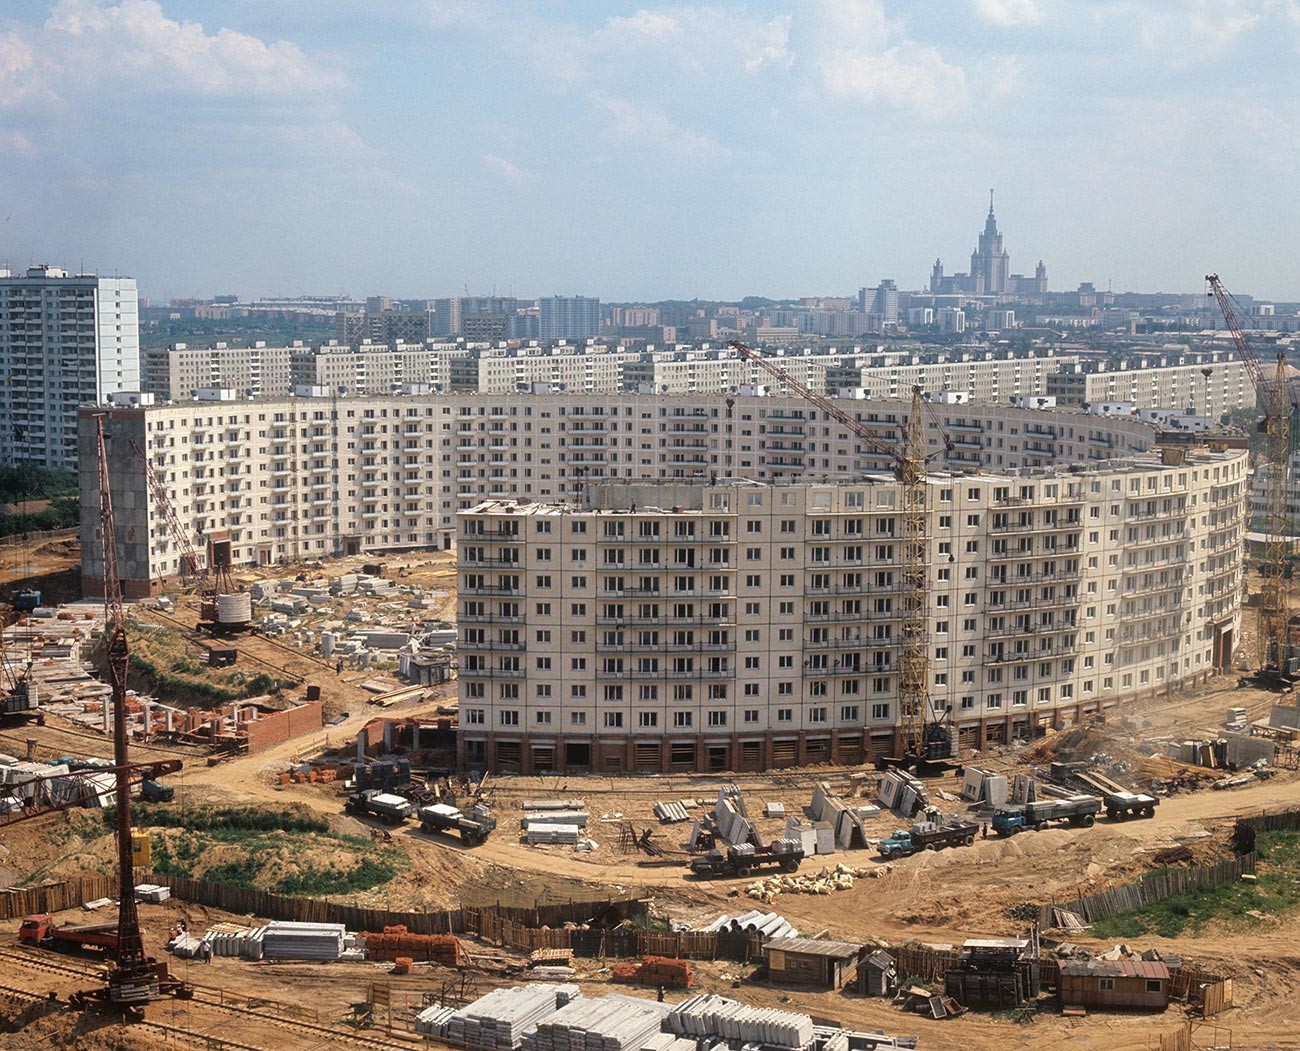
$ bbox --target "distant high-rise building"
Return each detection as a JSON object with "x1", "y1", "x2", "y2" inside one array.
[
  {"x1": 969, "y1": 190, "x2": 1010, "y2": 294},
  {"x1": 869, "y1": 279, "x2": 899, "y2": 324},
  {"x1": 539, "y1": 296, "x2": 601, "y2": 341},
  {"x1": 338, "y1": 306, "x2": 430, "y2": 345},
  {"x1": 0, "y1": 265, "x2": 139, "y2": 471}
]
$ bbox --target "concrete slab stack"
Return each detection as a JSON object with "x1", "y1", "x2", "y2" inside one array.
[
  {"x1": 959, "y1": 767, "x2": 1008, "y2": 807},
  {"x1": 446, "y1": 984, "x2": 581, "y2": 1051},
  {"x1": 416, "y1": 1005, "x2": 458, "y2": 1037},
  {"x1": 520, "y1": 811, "x2": 590, "y2": 829},
  {"x1": 526, "y1": 823, "x2": 580, "y2": 845},
  {"x1": 713, "y1": 786, "x2": 756, "y2": 846},
  {"x1": 525, "y1": 994, "x2": 671, "y2": 1051},
  {"x1": 877, "y1": 771, "x2": 931, "y2": 819},
  {"x1": 667, "y1": 994, "x2": 815, "y2": 1050},
  {"x1": 260, "y1": 921, "x2": 345, "y2": 961},
  {"x1": 523, "y1": 800, "x2": 586, "y2": 811}
]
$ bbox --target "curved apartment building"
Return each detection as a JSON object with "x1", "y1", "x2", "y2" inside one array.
[{"x1": 456, "y1": 444, "x2": 1245, "y2": 773}]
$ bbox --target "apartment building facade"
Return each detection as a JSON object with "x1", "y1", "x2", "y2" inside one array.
[
  {"x1": 80, "y1": 391, "x2": 1160, "y2": 597},
  {"x1": 457, "y1": 459, "x2": 1245, "y2": 772},
  {"x1": 1046, "y1": 358, "x2": 1251, "y2": 418},
  {"x1": 0, "y1": 265, "x2": 139, "y2": 471}
]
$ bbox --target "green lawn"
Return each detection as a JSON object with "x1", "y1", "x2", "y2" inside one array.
[{"x1": 1088, "y1": 831, "x2": 1300, "y2": 939}]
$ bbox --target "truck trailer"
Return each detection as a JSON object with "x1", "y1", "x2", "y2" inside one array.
[
  {"x1": 991, "y1": 795, "x2": 1101, "y2": 836},
  {"x1": 344, "y1": 790, "x2": 413, "y2": 825},
  {"x1": 690, "y1": 844, "x2": 804, "y2": 879},
  {"x1": 877, "y1": 820, "x2": 979, "y2": 859},
  {"x1": 418, "y1": 802, "x2": 496, "y2": 846}
]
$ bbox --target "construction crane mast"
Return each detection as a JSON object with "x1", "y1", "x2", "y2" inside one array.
[
  {"x1": 728, "y1": 341, "x2": 952, "y2": 761},
  {"x1": 1206, "y1": 274, "x2": 1296, "y2": 679},
  {"x1": 80, "y1": 415, "x2": 190, "y2": 1012}
]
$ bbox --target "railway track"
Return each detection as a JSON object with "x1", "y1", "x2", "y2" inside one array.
[{"x1": 0, "y1": 947, "x2": 415, "y2": 1050}]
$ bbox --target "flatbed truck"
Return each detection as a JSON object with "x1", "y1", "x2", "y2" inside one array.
[
  {"x1": 690, "y1": 845, "x2": 804, "y2": 879},
  {"x1": 991, "y1": 795, "x2": 1101, "y2": 836},
  {"x1": 419, "y1": 802, "x2": 496, "y2": 846},
  {"x1": 19, "y1": 914, "x2": 118, "y2": 954},
  {"x1": 344, "y1": 790, "x2": 413, "y2": 825},
  {"x1": 877, "y1": 821, "x2": 978, "y2": 859}
]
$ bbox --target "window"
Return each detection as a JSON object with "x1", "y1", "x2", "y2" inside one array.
[
  {"x1": 535, "y1": 711, "x2": 551, "y2": 725},
  {"x1": 1144, "y1": 979, "x2": 1162, "y2": 993},
  {"x1": 673, "y1": 711, "x2": 693, "y2": 727},
  {"x1": 808, "y1": 707, "x2": 827, "y2": 723},
  {"x1": 499, "y1": 710, "x2": 519, "y2": 726},
  {"x1": 743, "y1": 709, "x2": 759, "y2": 723},
  {"x1": 639, "y1": 712, "x2": 658, "y2": 728},
  {"x1": 603, "y1": 712, "x2": 623, "y2": 728},
  {"x1": 840, "y1": 704, "x2": 859, "y2": 721},
  {"x1": 707, "y1": 711, "x2": 727, "y2": 727},
  {"x1": 1098, "y1": 978, "x2": 1116, "y2": 992},
  {"x1": 871, "y1": 703, "x2": 890, "y2": 720}
]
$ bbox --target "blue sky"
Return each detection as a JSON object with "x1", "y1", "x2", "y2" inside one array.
[{"x1": 1, "y1": 0, "x2": 1296, "y2": 302}]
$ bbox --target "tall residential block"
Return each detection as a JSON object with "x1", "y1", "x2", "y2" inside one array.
[
  {"x1": 539, "y1": 296, "x2": 601, "y2": 341},
  {"x1": 0, "y1": 265, "x2": 139, "y2": 471}
]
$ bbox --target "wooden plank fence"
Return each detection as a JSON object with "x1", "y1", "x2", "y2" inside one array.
[
  {"x1": 0, "y1": 876, "x2": 116, "y2": 921},
  {"x1": 1038, "y1": 852, "x2": 1256, "y2": 927}
]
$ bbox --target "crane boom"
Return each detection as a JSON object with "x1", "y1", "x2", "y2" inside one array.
[
  {"x1": 129, "y1": 439, "x2": 204, "y2": 585},
  {"x1": 728, "y1": 341, "x2": 940, "y2": 759},
  {"x1": 1206, "y1": 274, "x2": 1294, "y2": 675}
]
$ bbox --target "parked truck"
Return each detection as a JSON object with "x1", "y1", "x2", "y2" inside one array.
[
  {"x1": 344, "y1": 790, "x2": 414, "y2": 825},
  {"x1": 12, "y1": 590, "x2": 41, "y2": 613},
  {"x1": 1102, "y1": 790, "x2": 1159, "y2": 821},
  {"x1": 877, "y1": 820, "x2": 979, "y2": 859},
  {"x1": 690, "y1": 845, "x2": 804, "y2": 879},
  {"x1": 419, "y1": 802, "x2": 496, "y2": 846},
  {"x1": 991, "y1": 795, "x2": 1102, "y2": 836},
  {"x1": 19, "y1": 914, "x2": 118, "y2": 954}
]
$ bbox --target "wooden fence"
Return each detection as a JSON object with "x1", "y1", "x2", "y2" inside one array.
[
  {"x1": 1038, "y1": 852, "x2": 1256, "y2": 926},
  {"x1": 0, "y1": 876, "x2": 115, "y2": 921}
]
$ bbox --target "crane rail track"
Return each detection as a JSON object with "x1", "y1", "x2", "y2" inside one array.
[{"x1": 0, "y1": 948, "x2": 416, "y2": 1050}]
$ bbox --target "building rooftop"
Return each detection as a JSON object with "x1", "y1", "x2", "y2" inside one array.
[
  {"x1": 1057, "y1": 959, "x2": 1170, "y2": 980},
  {"x1": 765, "y1": 936, "x2": 863, "y2": 959}
]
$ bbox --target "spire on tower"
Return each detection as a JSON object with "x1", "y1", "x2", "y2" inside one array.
[{"x1": 989, "y1": 188, "x2": 995, "y2": 214}]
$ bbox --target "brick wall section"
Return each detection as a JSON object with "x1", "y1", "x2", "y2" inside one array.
[{"x1": 245, "y1": 699, "x2": 323, "y2": 753}]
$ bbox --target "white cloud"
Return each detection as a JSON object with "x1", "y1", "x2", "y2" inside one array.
[
  {"x1": 970, "y1": 0, "x2": 1040, "y2": 27},
  {"x1": 2, "y1": 130, "x2": 35, "y2": 156},
  {"x1": 482, "y1": 153, "x2": 538, "y2": 186},
  {"x1": 793, "y1": 1, "x2": 968, "y2": 113},
  {"x1": 1132, "y1": 1, "x2": 1260, "y2": 65},
  {"x1": 39, "y1": 0, "x2": 343, "y2": 97},
  {"x1": 600, "y1": 96, "x2": 731, "y2": 158},
  {"x1": 593, "y1": 6, "x2": 792, "y2": 75}
]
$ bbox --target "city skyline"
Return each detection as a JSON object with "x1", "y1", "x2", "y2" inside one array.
[{"x1": 1, "y1": 2, "x2": 1298, "y2": 300}]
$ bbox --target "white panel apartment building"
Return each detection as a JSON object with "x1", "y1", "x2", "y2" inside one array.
[
  {"x1": 79, "y1": 392, "x2": 1159, "y2": 596},
  {"x1": 851, "y1": 350, "x2": 1075, "y2": 402},
  {"x1": 1047, "y1": 357, "x2": 1251, "y2": 418},
  {"x1": 457, "y1": 456, "x2": 1244, "y2": 772},
  {"x1": 0, "y1": 266, "x2": 139, "y2": 471}
]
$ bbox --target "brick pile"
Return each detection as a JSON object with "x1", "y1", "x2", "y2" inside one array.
[
  {"x1": 609, "y1": 956, "x2": 692, "y2": 989},
  {"x1": 363, "y1": 926, "x2": 463, "y2": 965}
]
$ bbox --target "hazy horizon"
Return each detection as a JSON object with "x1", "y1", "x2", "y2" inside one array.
[{"x1": 2, "y1": 1, "x2": 1297, "y2": 302}]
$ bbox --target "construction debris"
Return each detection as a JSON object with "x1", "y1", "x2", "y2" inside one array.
[
  {"x1": 744, "y1": 863, "x2": 883, "y2": 903},
  {"x1": 877, "y1": 770, "x2": 931, "y2": 817}
]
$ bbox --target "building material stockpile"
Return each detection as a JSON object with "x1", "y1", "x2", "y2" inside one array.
[
  {"x1": 363, "y1": 926, "x2": 462, "y2": 965},
  {"x1": 520, "y1": 811, "x2": 589, "y2": 829},
  {"x1": 654, "y1": 801, "x2": 692, "y2": 824},
  {"x1": 713, "y1": 785, "x2": 756, "y2": 846},
  {"x1": 205, "y1": 923, "x2": 265, "y2": 959},
  {"x1": 667, "y1": 994, "x2": 815, "y2": 1050},
  {"x1": 610, "y1": 956, "x2": 693, "y2": 988},
  {"x1": 745, "y1": 863, "x2": 882, "y2": 904},
  {"x1": 416, "y1": 1005, "x2": 458, "y2": 1037},
  {"x1": 878, "y1": 770, "x2": 930, "y2": 817},
  {"x1": 523, "y1": 800, "x2": 586, "y2": 811},
  {"x1": 527, "y1": 823, "x2": 580, "y2": 845},
  {"x1": 696, "y1": 910, "x2": 795, "y2": 942},
  {"x1": 260, "y1": 921, "x2": 345, "y2": 961},
  {"x1": 525, "y1": 994, "x2": 672, "y2": 1051},
  {"x1": 446, "y1": 983, "x2": 581, "y2": 1051}
]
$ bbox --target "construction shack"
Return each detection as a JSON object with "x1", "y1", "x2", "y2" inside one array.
[
  {"x1": 857, "y1": 950, "x2": 897, "y2": 997},
  {"x1": 764, "y1": 936, "x2": 864, "y2": 990},
  {"x1": 944, "y1": 937, "x2": 1040, "y2": 1010},
  {"x1": 1057, "y1": 959, "x2": 1170, "y2": 1011}
]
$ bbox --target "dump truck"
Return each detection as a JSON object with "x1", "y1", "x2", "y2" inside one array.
[
  {"x1": 877, "y1": 820, "x2": 979, "y2": 859},
  {"x1": 1102, "y1": 790, "x2": 1159, "y2": 820},
  {"x1": 344, "y1": 790, "x2": 413, "y2": 825},
  {"x1": 418, "y1": 802, "x2": 496, "y2": 846},
  {"x1": 689, "y1": 844, "x2": 804, "y2": 879},
  {"x1": 991, "y1": 795, "x2": 1101, "y2": 836},
  {"x1": 19, "y1": 914, "x2": 118, "y2": 953}
]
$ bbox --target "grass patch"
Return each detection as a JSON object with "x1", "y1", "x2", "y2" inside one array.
[
  {"x1": 128, "y1": 804, "x2": 404, "y2": 897},
  {"x1": 1089, "y1": 831, "x2": 1300, "y2": 939},
  {"x1": 126, "y1": 623, "x2": 295, "y2": 704}
]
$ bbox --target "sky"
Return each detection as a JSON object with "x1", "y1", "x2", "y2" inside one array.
[{"x1": 1, "y1": 0, "x2": 1298, "y2": 303}]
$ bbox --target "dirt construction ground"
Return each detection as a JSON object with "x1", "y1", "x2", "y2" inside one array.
[{"x1": 2, "y1": 552, "x2": 1299, "y2": 1049}]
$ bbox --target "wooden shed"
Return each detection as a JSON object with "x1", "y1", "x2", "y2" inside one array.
[
  {"x1": 1057, "y1": 959, "x2": 1170, "y2": 1011},
  {"x1": 765, "y1": 936, "x2": 864, "y2": 989},
  {"x1": 857, "y1": 950, "x2": 897, "y2": 997}
]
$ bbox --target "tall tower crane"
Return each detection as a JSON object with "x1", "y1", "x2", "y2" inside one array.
[
  {"x1": 728, "y1": 341, "x2": 953, "y2": 762},
  {"x1": 75, "y1": 415, "x2": 190, "y2": 1012},
  {"x1": 1206, "y1": 275, "x2": 1297, "y2": 680}
]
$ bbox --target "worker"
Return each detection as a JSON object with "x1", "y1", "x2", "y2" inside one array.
[
  {"x1": 200, "y1": 940, "x2": 213, "y2": 964},
  {"x1": 981, "y1": 822, "x2": 988, "y2": 839},
  {"x1": 335, "y1": 658, "x2": 344, "y2": 675}
]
